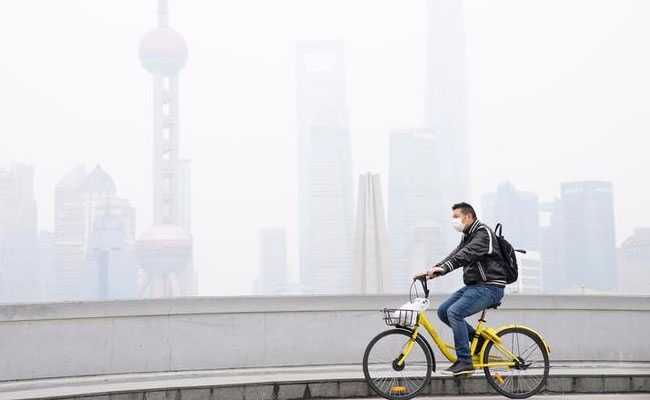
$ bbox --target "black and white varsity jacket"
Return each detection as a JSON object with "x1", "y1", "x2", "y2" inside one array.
[{"x1": 438, "y1": 219, "x2": 507, "y2": 287}]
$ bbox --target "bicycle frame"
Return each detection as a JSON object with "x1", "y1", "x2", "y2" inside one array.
[
  {"x1": 397, "y1": 309, "x2": 520, "y2": 369},
  {"x1": 366, "y1": 279, "x2": 552, "y2": 399}
]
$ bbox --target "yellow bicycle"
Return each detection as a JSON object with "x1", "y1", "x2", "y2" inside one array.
[{"x1": 362, "y1": 277, "x2": 550, "y2": 399}]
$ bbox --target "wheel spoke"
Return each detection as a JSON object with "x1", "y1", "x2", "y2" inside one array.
[
  {"x1": 519, "y1": 342, "x2": 537, "y2": 360},
  {"x1": 515, "y1": 332, "x2": 521, "y2": 357},
  {"x1": 363, "y1": 331, "x2": 431, "y2": 399},
  {"x1": 402, "y1": 375, "x2": 417, "y2": 394},
  {"x1": 482, "y1": 328, "x2": 549, "y2": 398},
  {"x1": 503, "y1": 374, "x2": 513, "y2": 391},
  {"x1": 525, "y1": 379, "x2": 537, "y2": 393},
  {"x1": 376, "y1": 376, "x2": 390, "y2": 393}
]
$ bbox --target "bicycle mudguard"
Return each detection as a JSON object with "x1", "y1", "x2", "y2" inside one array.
[
  {"x1": 393, "y1": 327, "x2": 437, "y2": 372},
  {"x1": 492, "y1": 324, "x2": 551, "y2": 353}
]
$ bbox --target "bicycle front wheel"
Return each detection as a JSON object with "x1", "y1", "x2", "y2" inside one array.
[
  {"x1": 483, "y1": 327, "x2": 550, "y2": 399},
  {"x1": 363, "y1": 329, "x2": 432, "y2": 400}
]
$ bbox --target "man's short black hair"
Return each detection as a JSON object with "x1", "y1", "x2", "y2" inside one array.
[{"x1": 452, "y1": 202, "x2": 477, "y2": 219}]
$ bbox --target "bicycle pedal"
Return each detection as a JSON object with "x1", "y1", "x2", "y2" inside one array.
[{"x1": 389, "y1": 386, "x2": 407, "y2": 394}]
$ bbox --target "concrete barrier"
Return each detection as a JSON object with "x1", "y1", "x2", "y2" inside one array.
[{"x1": 0, "y1": 294, "x2": 648, "y2": 381}]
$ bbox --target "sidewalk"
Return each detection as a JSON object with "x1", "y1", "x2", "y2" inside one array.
[{"x1": 0, "y1": 362, "x2": 648, "y2": 400}]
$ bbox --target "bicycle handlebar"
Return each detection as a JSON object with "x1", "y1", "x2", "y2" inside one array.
[
  {"x1": 411, "y1": 268, "x2": 445, "y2": 300},
  {"x1": 414, "y1": 275, "x2": 429, "y2": 299}
]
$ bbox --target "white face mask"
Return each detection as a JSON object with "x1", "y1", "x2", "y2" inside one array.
[{"x1": 451, "y1": 217, "x2": 465, "y2": 232}]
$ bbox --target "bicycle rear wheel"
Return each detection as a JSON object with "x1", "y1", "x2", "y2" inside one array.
[
  {"x1": 482, "y1": 327, "x2": 550, "y2": 399},
  {"x1": 363, "y1": 329, "x2": 432, "y2": 400}
]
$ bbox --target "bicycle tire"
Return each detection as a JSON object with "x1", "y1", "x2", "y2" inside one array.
[
  {"x1": 363, "y1": 329, "x2": 432, "y2": 400},
  {"x1": 482, "y1": 327, "x2": 550, "y2": 399}
]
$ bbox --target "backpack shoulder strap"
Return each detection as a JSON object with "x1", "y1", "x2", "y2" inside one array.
[{"x1": 494, "y1": 223, "x2": 503, "y2": 237}]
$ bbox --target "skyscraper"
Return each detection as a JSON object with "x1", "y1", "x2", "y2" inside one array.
[
  {"x1": 407, "y1": 225, "x2": 447, "y2": 292},
  {"x1": 53, "y1": 166, "x2": 87, "y2": 300},
  {"x1": 353, "y1": 173, "x2": 391, "y2": 294},
  {"x1": 38, "y1": 230, "x2": 55, "y2": 301},
  {"x1": 507, "y1": 251, "x2": 543, "y2": 294},
  {"x1": 296, "y1": 40, "x2": 354, "y2": 294},
  {"x1": 254, "y1": 228, "x2": 289, "y2": 295},
  {"x1": 618, "y1": 228, "x2": 650, "y2": 294},
  {"x1": 425, "y1": 0, "x2": 469, "y2": 222},
  {"x1": 540, "y1": 199, "x2": 564, "y2": 293},
  {"x1": 0, "y1": 163, "x2": 39, "y2": 303},
  {"x1": 562, "y1": 181, "x2": 616, "y2": 292},
  {"x1": 387, "y1": 129, "x2": 458, "y2": 293},
  {"x1": 54, "y1": 165, "x2": 136, "y2": 300},
  {"x1": 84, "y1": 197, "x2": 138, "y2": 300},
  {"x1": 542, "y1": 181, "x2": 617, "y2": 292},
  {"x1": 137, "y1": 0, "x2": 196, "y2": 297},
  {"x1": 481, "y1": 182, "x2": 540, "y2": 251}
]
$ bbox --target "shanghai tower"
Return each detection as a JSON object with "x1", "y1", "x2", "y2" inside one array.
[{"x1": 425, "y1": 0, "x2": 469, "y2": 237}]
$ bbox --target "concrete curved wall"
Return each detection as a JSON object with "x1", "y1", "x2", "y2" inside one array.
[{"x1": 0, "y1": 294, "x2": 648, "y2": 381}]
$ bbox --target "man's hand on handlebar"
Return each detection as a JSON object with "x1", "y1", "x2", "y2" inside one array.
[
  {"x1": 429, "y1": 266, "x2": 445, "y2": 278},
  {"x1": 413, "y1": 266, "x2": 445, "y2": 280}
]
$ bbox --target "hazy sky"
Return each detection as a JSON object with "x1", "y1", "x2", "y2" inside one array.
[{"x1": 1, "y1": 1, "x2": 648, "y2": 295}]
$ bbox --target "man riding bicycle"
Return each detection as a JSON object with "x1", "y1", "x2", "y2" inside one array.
[{"x1": 415, "y1": 202, "x2": 508, "y2": 376}]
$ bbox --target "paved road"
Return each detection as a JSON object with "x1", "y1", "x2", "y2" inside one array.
[
  {"x1": 353, "y1": 396, "x2": 650, "y2": 400},
  {"x1": 354, "y1": 396, "x2": 650, "y2": 400},
  {"x1": 1, "y1": 363, "x2": 647, "y2": 400}
]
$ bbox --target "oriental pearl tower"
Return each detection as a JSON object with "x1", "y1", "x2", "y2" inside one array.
[{"x1": 136, "y1": 0, "x2": 197, "y2": 297}]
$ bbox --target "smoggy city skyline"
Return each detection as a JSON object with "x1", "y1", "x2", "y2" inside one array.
[{"x1": 1, "y1": 0, "x2": 649, "y2": 296}]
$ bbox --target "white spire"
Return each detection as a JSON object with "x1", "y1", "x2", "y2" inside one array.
[{"x1": 158, "y1": 0, "x2": 168, "y2": 27}]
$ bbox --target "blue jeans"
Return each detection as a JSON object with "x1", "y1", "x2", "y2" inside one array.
[{"x1": 437, "y1": 284, "x2": 504, "y2": 362}]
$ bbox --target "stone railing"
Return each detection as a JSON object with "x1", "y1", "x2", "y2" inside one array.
[{"x1": 1, "y1": 294, "x2": 648, "y2": 381}]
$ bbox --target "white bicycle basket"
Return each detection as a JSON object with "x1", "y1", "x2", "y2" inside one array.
[{"x1": 382, "y1": 298, "x2": 430, "y2": 328}]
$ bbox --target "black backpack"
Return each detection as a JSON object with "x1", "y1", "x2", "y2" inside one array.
[{"x1": 494, "y1": 223, "x2": 526, "y2": 284}]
